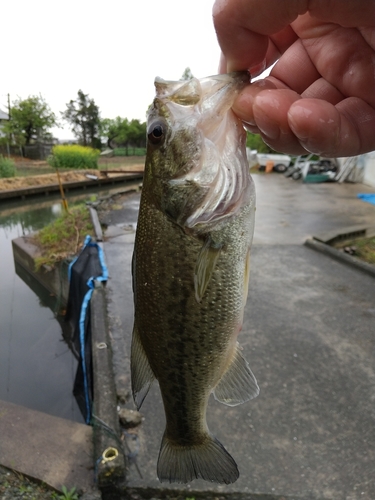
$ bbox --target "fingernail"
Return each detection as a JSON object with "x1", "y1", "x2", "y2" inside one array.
[
  {"x1": 257, "y1": 118, "x2": 279, "y2": 140},
  {"x1": 243, "y1": 118, "x2": 256, "y2": 127},
  {"x1": 249, "y1": 59, "x2": 267, "y2": 78},
  {"x1": 288, "y1": 109, "x2": 322, "y2": 154},
  {"x1": 297, "y1": 139, "x2": 323, "y2": 155},
  {"x1": 254, "y1": 92, "x2": 283, "y2": 140},
  {"x1": 243, "y1": 122, "x2": 260, "y2": 134},
  {"x1": 288, "y1": 106, "x2": 311, "y2": 141}
]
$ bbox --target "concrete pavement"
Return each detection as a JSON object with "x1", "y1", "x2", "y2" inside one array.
[
  {"x1": 252, "y1": 174, "x2": 374, "y2": 244},
  {"x1": 99, "y1": 174, "x2": 375, "y2": 499},
  {"x1": 0, "y1": 400, "x2": 93, "y2": 492}
]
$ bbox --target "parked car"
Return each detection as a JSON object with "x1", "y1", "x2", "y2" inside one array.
[
  {"x1": 256, "y1": 153, "x2": 292, "y2": 173},
  {"x1": 285, "y1": 155, "x2": 338, "y2": 181}
]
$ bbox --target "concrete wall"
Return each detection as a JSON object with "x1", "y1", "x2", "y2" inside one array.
[
  {"x1": 12, "y1": 236, "x2": 70, "y2": 306},
  {"x1": 363, "y1": 152, "x2": 375, "y2": 188}
]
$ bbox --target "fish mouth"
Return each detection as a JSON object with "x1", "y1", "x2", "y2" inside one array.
[
  {"x1": 150, "y1": 72, "x2": 253, "y2": 230},
  {"x1": 178, "y1": 73, "x2": 252, "y2": 229},
  {"x1": 197, "y1": 71, "x2": 250, "y2": 117},
  {"x1": 154, "y1": 71, "x2": 250, "y2": 115}
]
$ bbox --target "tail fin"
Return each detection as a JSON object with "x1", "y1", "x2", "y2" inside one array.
[{"x1": 157, "y1": 432, "x2": 239, "y2": 484}]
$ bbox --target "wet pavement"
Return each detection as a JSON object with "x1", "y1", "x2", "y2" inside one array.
[
  {"x1": 99, "y1": 174, "x2": 375, "y2": 500},
  {"x1": 0, "y1": 399, "x2": 93, "y2": 492}
]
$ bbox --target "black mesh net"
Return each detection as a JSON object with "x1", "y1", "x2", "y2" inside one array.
[{"x1": 65, "y1": 242, "x2": 104, "y2": 423}]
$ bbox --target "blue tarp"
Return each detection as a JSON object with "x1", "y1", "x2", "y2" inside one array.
[{"x1": 357, "y1": 193, "x2": 375, "y2": 206}]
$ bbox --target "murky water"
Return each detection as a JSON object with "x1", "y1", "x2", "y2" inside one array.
[
  {"x1": 0, "y1": 185, "x2": 135, "y2": 423},
  {"x1": 0, "y1": 195, "x2": 84, "y2": 422}
]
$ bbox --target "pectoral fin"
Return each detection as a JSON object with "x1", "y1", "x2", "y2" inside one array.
[
  {"x1": 131, "y1": 324, "x2": 155, "y2": 410},
  {"x1": 213, "y1": 343, "x2": 259, "y2": 406},
  {"x1": 194, "y1": 238, "x2": 222, "y2": 303}
]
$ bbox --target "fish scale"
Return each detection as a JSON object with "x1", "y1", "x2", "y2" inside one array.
[{"x1": 131, "y1": 72, "x2": 259, "y2": 484}]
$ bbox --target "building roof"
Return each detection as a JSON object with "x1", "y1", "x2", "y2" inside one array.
[{"x1": 0, "y1": 109, "x2": 9, "y2": 120}]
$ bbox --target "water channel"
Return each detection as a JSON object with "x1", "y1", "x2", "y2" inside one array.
[{"x1": 0, "y1": 185, "x2": 131, "y2": 423}]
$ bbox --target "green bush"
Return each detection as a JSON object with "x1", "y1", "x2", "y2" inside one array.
[
  {"x1": 0, "y1": 155, "x2": 16, "y2": 178},
  {"x1": 48, "y1": 144, "x2": 100, "y2": 169}
]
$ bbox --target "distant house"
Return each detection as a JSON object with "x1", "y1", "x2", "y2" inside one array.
[
  {"x1": 0, "y1": 108, "x2": 9, "y2": 138},
  {"x1": 363, "y1": 152, "x2": 375, "y2": 188}
]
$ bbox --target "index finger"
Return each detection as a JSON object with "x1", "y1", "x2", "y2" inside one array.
[
  {"x1": 212, "y1": 0, "x2": 306, "y2": 72},
  {"x1": 212, "y1": 0, "x2": 375, "y2": 72}
]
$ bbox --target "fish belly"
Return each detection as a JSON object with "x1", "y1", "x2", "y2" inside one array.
[{"x1": 131, "y1": 194, "x2": 258, "y2": 483}]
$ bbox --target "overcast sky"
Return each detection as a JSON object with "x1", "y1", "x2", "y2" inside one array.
[{"x1": 1, "y1": 0, "x2": 222, "y2": 140}]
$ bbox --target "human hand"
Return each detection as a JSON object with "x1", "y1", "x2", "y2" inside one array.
[{"x1": 213, "y1": 0, "x2": 375, "y2": 156}]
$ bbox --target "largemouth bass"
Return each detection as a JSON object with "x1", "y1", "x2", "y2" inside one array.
[{"x1": 131, "y1": 72, "x2": 259, "y2": 484}]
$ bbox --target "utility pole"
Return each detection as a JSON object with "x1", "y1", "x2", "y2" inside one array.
[
  {"x1": 6, "y1": 94, "x2": 12, "y2": 156},
  {"x1": 7, "y1": 93, "x2": 11, "y2": 120}
]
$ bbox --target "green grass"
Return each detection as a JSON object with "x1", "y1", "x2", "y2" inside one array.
[
  {"x1": 13, "y1": 164, "x2": 68, "y2": 176},
  {"x1": 113, "y1": 147, "x2": 146, "y2": 156},
  {"x1": 33, "y1": 204, "x2": 94, "y2": 270},
  {"x1": 52, "y1": 485, "x2": 79, "y2": 500},
  {"x1": 336, "y1": 236, "x2": 375, "y2": 265},
  {"x1": 100, "y1": 156, "x2": 145, "y2": 164},
  {"x1": 10, "y1": 155, "x2": 145, "y2": 177}
]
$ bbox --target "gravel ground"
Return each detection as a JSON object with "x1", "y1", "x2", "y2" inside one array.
[
  {"x1": 0, "y1": 465, "x2": 235, "y2": 500},
  {"x1": 0, "y1": 466, "x2": 104, "y2": 500},
  {"x1": 0, "y1": 465, "x2": 58, "y2": 499}
]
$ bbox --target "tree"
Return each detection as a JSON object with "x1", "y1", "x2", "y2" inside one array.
[
  {"x1": 100, "y1": 117, "x2": 129, "y2": 149},
  {"x1": 100, "y1": 117, "x2": 146, "y2": 153},
  {"x1": 62, "y1": 90, "x2": 101, "y2": 148},
  {"x1": 3, "y1": 95, "x2": 57, "y2": 146},
  {"x1": 246, "y1": 132, "x2": 276, "y2": 154},
  {"x1": 127, "y1": 119, "x2": 146, "y2": 151}
]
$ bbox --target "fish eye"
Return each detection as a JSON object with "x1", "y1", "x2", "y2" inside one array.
[{"x1": 148, "y1": 122, "x2": 165, "y2": 145}]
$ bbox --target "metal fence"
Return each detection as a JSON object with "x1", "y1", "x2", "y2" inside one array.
[
  {"x1": 0, "y1": 144, "x2": 23, "y2": 157},
  {"x1": 0, "y1": 142, "x2": 53, "y2": 160}
]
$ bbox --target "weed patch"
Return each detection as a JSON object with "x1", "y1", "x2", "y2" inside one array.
[
  {"x1": 33, "y1": 204, "x2": 94, "y2": 269},
  {"x1": 0, "y1": 155, "x2": 16, "y2": 178},
  {"x1": 336, "y1": 236, "x2": 375, "y2": 265}
]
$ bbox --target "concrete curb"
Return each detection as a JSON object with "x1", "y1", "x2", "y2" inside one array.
[
  {"x1": 91, "y1": 286, "x2": 126, "y2": 493},
  {"x1": 0, "y1": 173, "x2": 143, "y2": 201},
  {"x1": 89, "y1": 207, "x2": 127, "y2": 495},
  {"x1": 305, "y1": 238, "x2": 375, "y2": 277},
  {"x1": 124, "y1": 487, "x2": 309, "y2": 500}
]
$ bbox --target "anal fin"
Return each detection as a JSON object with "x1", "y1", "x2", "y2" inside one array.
[
  {"x1": 213, "y1": 343, "x2": 259, "y2": 406},
  {"x1": 131, "y1": 324, "x2": 155, "y2": 410}
]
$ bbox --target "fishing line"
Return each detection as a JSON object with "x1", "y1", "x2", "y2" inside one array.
[
  {"x1": 91, "y1": 414, "x2": 143, "y2": 479},
  {"x1": 6, "y1": 263, "x2": 16, "y2": 396}
]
